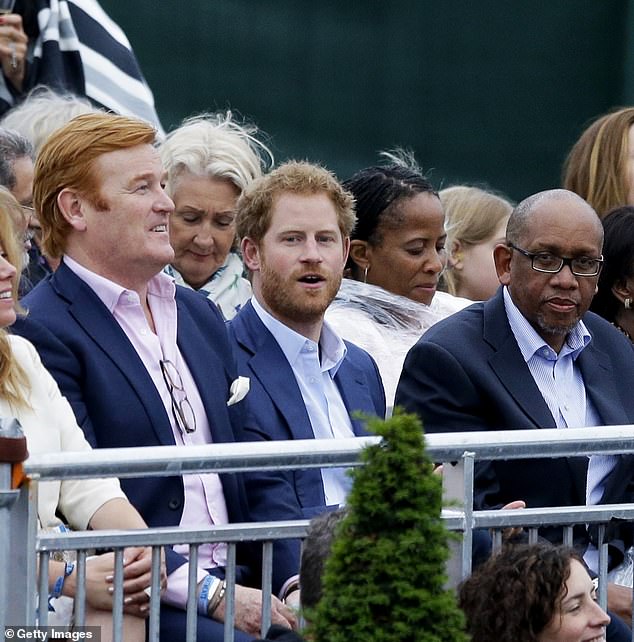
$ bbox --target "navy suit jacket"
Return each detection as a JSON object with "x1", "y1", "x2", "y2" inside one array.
[
  {"x1": 12, "y1": 261, "x2": 260, "y2": 583},
  {"x1": 395, "y1": 287, "x2": 634, "y2": 559},
  {"x1": 228, "y1": 301, "x2": 386, "y2": 520}
]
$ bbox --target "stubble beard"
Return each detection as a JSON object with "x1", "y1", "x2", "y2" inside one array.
[{"x1": 259, "y1": 259, "x2": 342, "y2": 325}]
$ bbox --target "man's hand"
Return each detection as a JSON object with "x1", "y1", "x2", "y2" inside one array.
[
  {"x1": 607, "y1": 582, "x2": 632, "y2": 627},
  {"x1": 213, "y1": 584, "x2": 298, "y2": 635},
  {"x1": 500, "y1": 499, "x2": 526, "y2": 541}
]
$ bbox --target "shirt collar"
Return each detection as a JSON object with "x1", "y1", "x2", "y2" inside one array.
[
  {"x1": 64, "y1": 255, "x2": 176, "y2": 312},
  {"x1": 502, "y1": 286, "x2": 591, "y2": 362},
  {"x1": 251, "y1": 296, "x2": 347, "y2": 376}
]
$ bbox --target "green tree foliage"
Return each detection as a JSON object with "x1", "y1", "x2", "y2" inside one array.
[{"x1": 309, "y1": 410, "x2": 467, "y2": 642}]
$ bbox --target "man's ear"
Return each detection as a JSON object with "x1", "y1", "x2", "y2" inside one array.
[
  {"x1": 57, "y1": 188, "x2": 87, "y2": 231},
  {"x1": 241, "y1": 237, "x2": 261, "y2": 272},
  {"x1": 341, "y1": 237, "x2": 351, "y2": 268},
  {"x1": 493, "y1": 243, "x2": 512, "y2": 286},
  {"x1": 348, "y1": 239, "x2": 371, "y2": 271}
]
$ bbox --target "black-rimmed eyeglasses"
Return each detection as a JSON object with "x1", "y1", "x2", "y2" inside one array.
[
  {"x1": 508, "y1": 243, "x2": 603, "y2": 277},
  {"x1": 159, "y1": 359, "x2": 197, "y2": 434}
]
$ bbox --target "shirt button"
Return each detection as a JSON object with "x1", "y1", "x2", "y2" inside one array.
[
  {"x1": 309, "y1": 376, "x2": 317, "y2": 384},
  {"x1": 139, "y1": 328, "x2": 147, "y2": 336}
]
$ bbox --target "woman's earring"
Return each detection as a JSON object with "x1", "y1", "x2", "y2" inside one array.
[
  {"x1": 625, "y1": 297, "x2": 632, "y2": 310},
  {"x1": 363, "y1": 265, "x2": 370, "y2": 283}
]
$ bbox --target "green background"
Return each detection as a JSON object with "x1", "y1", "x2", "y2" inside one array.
[{"x1": 100, "y1": 1, "x2": 633, "y2": 202}]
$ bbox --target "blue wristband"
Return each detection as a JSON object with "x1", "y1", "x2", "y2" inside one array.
[
  {"x1": 49, "y1": 561, "x2": 75, "y2": 611},
  {"x1": 198, "y1": 575, "x2": 217, "y2": 617}
]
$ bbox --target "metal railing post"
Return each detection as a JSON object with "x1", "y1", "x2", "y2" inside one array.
[{"x1": 0, "y1": 417, "x2": 28, "y2": 630}]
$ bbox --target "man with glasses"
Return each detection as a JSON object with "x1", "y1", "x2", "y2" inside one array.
[
  {"x1": 0, "y1": 126, "x2": 51, "y2": 294},
  {"x1": 396, "y1": 188, "x2": 634, "y2": 637},
  {"x1": 12, "y1": 112, "x2": 297, "y2": 641}
]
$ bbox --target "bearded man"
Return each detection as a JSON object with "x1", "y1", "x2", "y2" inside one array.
[{"x1": 228, "y1": 162, "x2": 385, "y2": 600}]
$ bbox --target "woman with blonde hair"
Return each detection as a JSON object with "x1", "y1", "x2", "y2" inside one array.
[
  {"x1": 0, "y1": 193, "x2": 163, "y2": 637},
  {"x1": 160, "y1": 111, "x2": 272, "y2": 319},
  {"x1": 440, "y1": 185, "x2": 513, "y2": 301},
  {"x1": 563, "y1": 107, "x2": 634, "y2": 218}
]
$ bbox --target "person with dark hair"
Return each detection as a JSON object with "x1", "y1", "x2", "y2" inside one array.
[
  {"x1": 326, "y1": 151, "x2": 469, "y2": 409},
  {"x1": 396, "y1": 188, "x2": 634, "y2": 637},
  {"x1": 459, "y1": 543, "x2": 610, "y2": 642},
  {"x1": 590, "y1": 206, "x2": 634, "y2": 341},
  {"x1": 299, "y1": 508, "x2": 346, "y2": 612}
]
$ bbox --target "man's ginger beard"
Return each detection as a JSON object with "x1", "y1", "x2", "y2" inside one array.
[{"x1": 258, "y1": 252, "x2": 342, "y2": 325}]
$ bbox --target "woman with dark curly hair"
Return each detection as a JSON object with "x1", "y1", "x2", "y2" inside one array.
[
  {"x1": 590, "y1": 206, "x2": 634, "y2": 342},
  {"x1": 459, "y1": 543, "x2": 609, "y2": 642}
]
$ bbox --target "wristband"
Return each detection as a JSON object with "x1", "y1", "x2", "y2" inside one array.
[
  {"x1": 48, "y1": 561, "x2": 75, "y2": 611},
  {"x1": 207, "y1": 579, "x2": 226, "y2": 617},
  {"x1": 198, "y1": 575, "x2": 221, "y2": 617}
]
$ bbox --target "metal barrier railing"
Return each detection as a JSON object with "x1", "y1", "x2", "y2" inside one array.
[{"x1": 2, "y1": 425, "x2": 634, "y2": 640}]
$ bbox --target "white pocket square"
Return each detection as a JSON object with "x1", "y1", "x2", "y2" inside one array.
[{"x1": 227, "y1": 376, "x2": 250, "y2": 406}]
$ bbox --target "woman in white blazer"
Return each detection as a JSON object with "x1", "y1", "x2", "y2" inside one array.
[{"x1": 0, "y1": 196, "x2": 162, "y2": 637}]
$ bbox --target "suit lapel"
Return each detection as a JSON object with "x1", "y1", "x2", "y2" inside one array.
[
  {"x1": 234, "y1": 304, "x2": 316, "y2": 441},
  {"x1": 334, "y1": 356, "x2": 374, "y2": 436},
  {"x1": 175, "y1": 295, "x2": 236, "y2": 444},
  {"x1": 484, "y1": 291, "x2": 557, "y2": 429},
  {"x1": 52, "y1": 263, "x2": 176, "y2": 446},
  {"x1": 578, "y1": 342, "x2": 630, "y2": 426}
]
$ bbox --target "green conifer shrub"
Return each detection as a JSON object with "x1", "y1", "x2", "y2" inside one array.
[{"x1": 308, "y1": 410, "x2": 467, "y2": 642}]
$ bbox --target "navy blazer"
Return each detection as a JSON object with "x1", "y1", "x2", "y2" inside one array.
[
  {"x1": 395, "y1": 288, "x2": 634, "y2": 559},
  {"x1": 228, "y1": 301, "x2": 386, "y2": 518},
  {"x1": 12, "y1": 262, "x2": 261, "y2": 583}
]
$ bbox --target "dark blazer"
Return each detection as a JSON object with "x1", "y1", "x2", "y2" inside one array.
[
  {"x1": 228, "y1": 300, "x2": 386, "y2": 520},
  {"x1": 395, "y1": 287, "x2": 634, "y2": 558},
  {"x1": 12, "y1": 264, "x2": 276, "y2": 618}
]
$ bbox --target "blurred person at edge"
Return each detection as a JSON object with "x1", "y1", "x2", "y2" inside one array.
[
  {"x1": 590, "y1": 206, "x2": 634, "y2": 342},
  {"x1": 0, "y1": 187, "x2": 164, "y2": 639},
  {"x1": 440, "y1": 185, "x2": 513, "y2": 302},
  {"x1": 563, "y1": 107, "x2": 634, "y2": 218},
  {"x1": 1, "y1": 88, "x2": 102, "y2": 288},
  {"x1": 325, "y1": 151, "x2": 470, "y2": 410},
  {"x1": 459, "y1": 543, "x2": 610, "y2": 642},
  {"x1": 160, "y1": 112, "x2": 272, "y2": 320}
]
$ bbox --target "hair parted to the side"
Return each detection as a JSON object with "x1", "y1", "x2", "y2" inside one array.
[
  {"x1": 0, "y1": 199, "x2": 29, "y2": 409},
  {"x1": 459, "y1": 543, "x2": 579, "y2": 642},
  {"x1": 563, "y1": 107, "x2": 634, "y2": 218},
  {"x1": 591, "y1": 205, "x2": 634, "y2": 323},
  {"x1": 34, "y1": 112, "x2": 157, "y2": 259},
  {"x1": 235, "y1": 160, "x2": 356, "y2": 244},
  {"x1": 160, "y1": 111, "x2": 273, "y2": 196},
  {"x1": 440, "y1": 185, "x2": 513, "y2": 295}
]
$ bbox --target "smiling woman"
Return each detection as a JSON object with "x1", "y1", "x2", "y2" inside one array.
[
  {"x1": 160, "y1": 111, "x2": 273, "y2": 320},
  {"x1": 459, "y1": 543, "x2": 610, "y2": 642}
]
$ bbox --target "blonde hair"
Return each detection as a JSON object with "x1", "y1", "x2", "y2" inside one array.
[
  {"x1": 440, "y1": 185, "x2": 512, "y2": 296},
  {"x1": 160, "y1": 111, "x2": 272, "y2": 195},
  {"x1": 236, "y1": 161, "x2": 356, "y2": 243},
  {"x1": 0, "y1": 196, "x2": 29, "y2": 409},
  {"x1": 0, "y1": 85, "x2": 99, "y2": 154},
  {"x1": 563, "y1": 107, "x2": 634, "y2": 218},
  {"x1": 34, "y1": 113, "x2": 157, "y2": 258}
]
